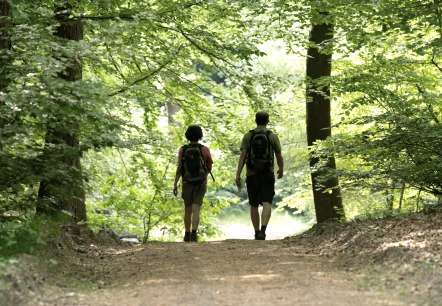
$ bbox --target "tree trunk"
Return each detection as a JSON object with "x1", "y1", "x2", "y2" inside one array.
[
  {"x1": 166, "y1": 102, "x2": 181, "y2": 126},
  {"x1": 37, "y1": 5, "x2": 86, "y2": 221},
  {"x1": 398, "y1": 182, "x2": 406, "y2": 211},
  {"x1": 306, "y1": 12, "x2": 344, "y2": 223},
  {"x1": 385, "y1": 180, "x2": 395, "y2": 211},
  {"x1": 0, "y1": 0, "x2": 12, "y2": 151},
  {"x1": 0, "y1": 0, "x2": 11, "y2": 86}
]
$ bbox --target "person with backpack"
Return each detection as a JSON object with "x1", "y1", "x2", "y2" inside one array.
[
  {"x1": 173, "y1": 125, "x2": 213, "y2": 242},
  {"x1": 235, "y1": 111, "x2": 284, "y2": 240}
]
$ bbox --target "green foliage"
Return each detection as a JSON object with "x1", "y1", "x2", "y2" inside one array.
[
  {"x1": 1, "y1": 0, "x2": 273, "y2": 232},
  {"x1": 0, "y1": 214, "x2": 65, "y2": 258},
  {"x1": 307, "y1": 0, "x2": 442, "y2": 217},
  {"x1": 84, "y1": 146, "x2": 234, "y2": 241},
  {"x1": 3, "y1": 0, "x2": 442, "y2": 239}
]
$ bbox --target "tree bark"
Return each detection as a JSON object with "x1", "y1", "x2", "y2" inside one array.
[
  {"x1": 0, "y1": 0, "x2": 12, "y2": 151},
  {"x1": 0, "y1": 0, "x2": 11, "y2": 81},
  {"x1": 306, "y1": 12, "x2": 344, "y2": 223},
  {"x1": 166, "y1": 102, "x2": 181, "y2": 126},
  {"x1": 37, "y1": 5, "x2": 86, "y2": 221}
]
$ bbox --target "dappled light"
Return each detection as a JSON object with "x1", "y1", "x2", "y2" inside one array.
[
  {"x1": 240, "y1": 274, "x2": 280, "y2": 280},
  {"x1": 381, "y1": 239, "x2": 427, "y2": 250},
  {"x1": 1, "y1": 0, "x2": 442, "y2": 304}
]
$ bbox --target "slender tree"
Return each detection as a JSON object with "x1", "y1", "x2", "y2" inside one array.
[
  {"x1": 0, "y1": 0, "x2": 11, "y2": 85},
  {"x1": 306, "y1": 10, "x2": 344, "y2": 223},
  {"x1": 37, "y1": 4, "x2": 86, "y2": 221},
  {"x1": 0, "y1": 0, "x2": 12, "y2": 151}
]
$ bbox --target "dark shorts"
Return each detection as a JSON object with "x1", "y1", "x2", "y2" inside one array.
[
  {"x1": 182, "y1": 183, "x2": 207, "y2": 207},
  {"x1": 246, "y1": 171, "x2": 275, "y2": 207}
]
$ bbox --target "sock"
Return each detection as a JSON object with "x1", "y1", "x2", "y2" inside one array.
[
  {"x1": 261, "y1": 225, "x2": 267, "y2": 233},
  {"x1": 191, "y1": 230, "x2": 197, "y2": 234}
]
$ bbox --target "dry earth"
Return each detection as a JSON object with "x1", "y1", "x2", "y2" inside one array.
[{"x1": 1, "y1": 210, "x2": 442, "y2": 306}]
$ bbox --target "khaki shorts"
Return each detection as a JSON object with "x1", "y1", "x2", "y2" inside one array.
[{"x1": 182, "y1": 183, "x2": 207, "y2": 207}]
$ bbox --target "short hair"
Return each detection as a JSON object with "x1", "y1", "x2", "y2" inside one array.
[
  {"x1": 255, "y1": 111, "x2": 269, "y2": 125},
  {"x1": 185, "y1": 125, "x2": 203, "y2": 141}
]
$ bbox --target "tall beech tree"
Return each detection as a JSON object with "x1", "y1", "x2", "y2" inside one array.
[
  {"x1": 37, "y1": 4, "x2": 86, "y2": 221},
  {"x1": 306, "y1": 9, "x2": 344, "y2": 223}
]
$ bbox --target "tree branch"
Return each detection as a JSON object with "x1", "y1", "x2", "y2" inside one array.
[
  {"x1": 104, "y1": 43, "x2": 128, "y2": 82},
  {"x1": 71, "y1": 2, "x2": 204, "y2": 21},
  {"x1": 431, "y1": 54, "x2": 442, "y2": 73},
  {"x1": 108, "y1": 60, "x2": 170, "y2": 97}
]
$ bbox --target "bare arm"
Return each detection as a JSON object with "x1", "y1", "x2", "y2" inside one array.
[
  {"x1": 235, "y1": 149, "x2": 247, "y2": 187},
  {"x1": 173, "y1": 151, "x2": 182, "y2": 196},
  {"x1": 173, "y1": 163, "x2": 181, "y2": 185},
  {"x1": 173, "y1": 162, "x2": 181, "y2": 196},
  {"x1": 275, "y1": 150, "x2": 284, "y2": 179}
]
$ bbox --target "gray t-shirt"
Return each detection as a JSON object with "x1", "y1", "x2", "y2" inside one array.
[{"x1": 240, "y1": 127, "x2": 282, "y2": 176}]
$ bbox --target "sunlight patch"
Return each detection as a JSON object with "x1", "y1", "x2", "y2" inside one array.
[
  {"x1": 241, "y1": 274, "x2": 279, "y2": 280},
  {"x1": 380, "y1": 239, "x2": 427, "y2": 250}
]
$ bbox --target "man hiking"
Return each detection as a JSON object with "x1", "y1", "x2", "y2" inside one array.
[
  {"x1": 235, "y1": 111, "x2": 284, "y2": 240},
  {"x1": 173, "y1": 125, "x2": 213, "y2": 242}
]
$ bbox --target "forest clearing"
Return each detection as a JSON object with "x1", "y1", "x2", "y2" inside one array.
[{"x1": 2, "y1": 210, "x2": 442, "y2": 306}]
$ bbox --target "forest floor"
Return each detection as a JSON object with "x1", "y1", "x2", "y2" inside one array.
[{"x1": 1, "y1": 210, "x2": 442, "y2": 306}]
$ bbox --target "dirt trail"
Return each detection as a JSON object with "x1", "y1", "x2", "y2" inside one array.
[{"x1": 39, "y1": 239, "x2": 405, "y2": 306}]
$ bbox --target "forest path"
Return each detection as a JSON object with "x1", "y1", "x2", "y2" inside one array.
[{"x1": 45, "y1": 239, "x2": 405, "y2": 306}]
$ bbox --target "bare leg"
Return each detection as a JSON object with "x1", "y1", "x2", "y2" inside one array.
[
  {"x1": 191, "y1": 204, "x2": 201, "y2": 231},
  {"x1": 250, "y1": 206, "x2": 260, "y2": 231},
  {"x1": 261, "y1": 202, "x2": 272, "y2": 227},
  {"x1": 184, "y1": 206, "x2": 192, "y2": 232}
]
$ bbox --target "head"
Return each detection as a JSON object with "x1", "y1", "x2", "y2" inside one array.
[
  {"x1": 255, "y1": 111, "x2": 269, "y2": 126},
  {"x1": 185, "y1": 125, "x2": 203, "y2": 142}
]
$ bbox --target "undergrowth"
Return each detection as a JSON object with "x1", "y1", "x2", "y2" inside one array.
[{"x1": 0, "y1": 214, "x2": 68, "y2": 259}]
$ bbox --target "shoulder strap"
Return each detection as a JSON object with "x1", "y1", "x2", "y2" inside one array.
[
  {"x1": 198, "y1": 144, "x2": 204, "y2": 161},
  {"x1": 181, "y1": 144, "x2": 188, "y2": 155},
  {"x1": 198, "y1": 144, "x2": 207, "y2": 165}
]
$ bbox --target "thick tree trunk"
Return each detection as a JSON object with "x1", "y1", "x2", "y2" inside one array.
[
  {"x1": 0, "y1": 0, "x2": 12, "y2": 151},
  {"x1": 306, "y1": 13, "x2": 344, "y2": 223},
  {"x1": 0, "y1": 0, "x2": 11, "y2": 83},
  {"x1": 37, "y1": 5, "x2": 86, "y2": 221},
  {"x1": 166, "y1": 102, "x2": 181, "y2": 126}
]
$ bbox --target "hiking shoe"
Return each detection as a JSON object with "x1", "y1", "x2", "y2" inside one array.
[
  {"x1": 190, "y1": 232, "x2": 198, "y2": 242},
  {"x1": 183, "y1": 232, "x2": 191, "y2": 242},
  {"x1": 255, "y1": 231, "x2": 266, "y2": 240}
]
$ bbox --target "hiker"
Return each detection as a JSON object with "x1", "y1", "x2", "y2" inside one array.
[
  {"x1": 173, "y1": 125, "x2": 213, "y2": 242},
  {"x1": 235, "y1": 111, "x2": 284, "y2": 240}
]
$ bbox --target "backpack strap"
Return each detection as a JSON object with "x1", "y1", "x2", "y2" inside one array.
[
  {"x1": 266, "y1": 130, "x2": 275, "y2": 164},
  {"x1": 199, "y1": 144, "x2": 215, "y2": 182},
  {"x1": 180, "y1": 145, "x2": 187, "y2": 174},
  {"x1": 265, "y1": 130, "x2": 274, "y2": 151},
  {"x1": 247, "y1": 129, "x2": 256, "y2": 150}
]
